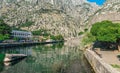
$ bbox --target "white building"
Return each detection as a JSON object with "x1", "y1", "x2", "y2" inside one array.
[{"x1": 11, "y1": 30, "x2": 32, "y2": 40}]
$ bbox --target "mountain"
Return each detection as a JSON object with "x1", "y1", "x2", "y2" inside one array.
[
  {"x1": 89, "y1": 0, "x2": 120, "y2": 25},
  {"x1": 0, "y1": 0, "x2": 119, "y2": 38}
]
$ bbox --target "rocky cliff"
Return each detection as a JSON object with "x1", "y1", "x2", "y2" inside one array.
[
  {"x1": 0, "y1": 0, "x2": 119, "y2": 38},
  {"x1": 89, "y1": 0, "x2": 120, "y2": 25}
]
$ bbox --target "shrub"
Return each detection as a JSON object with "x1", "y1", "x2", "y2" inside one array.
[
  {"x1": 50, "y1": 35, "x2": 64, "y2": 41},
  {"x1": 82, "y1": 33, "x2": 96, "y2": 45},
  {"x1": 111, "y1": 64, "x2": 120, "y2": 68},
  {"x1": 20, "y1": 21, "x2": 34, "y2": 27},
  {"x1": 84, "y1": 28, "x2": 88, "y2": 32},
  {"x1": 90, "y1": 20, "x2": 120, "y2": 50},
  {"x1": 0, "y1": 19, "x2": 11, "y2": 40},
  {"x1": 0, "y1": 54, "x2": 5, "y2": 63},
  {"x1": 32, "y1": 29, "x2": 50, "y2": 36},
  {"x1": 78, "y1": 32, "x2": 84, "y2": 35}
]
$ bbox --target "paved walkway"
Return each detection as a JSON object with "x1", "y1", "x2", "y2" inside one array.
[
  {"x1": 100, "y1": 50, "x2": 120, "y2": 65},
  {"x1": 98, "y1": 50, "x2": 120, "y2": 71}
]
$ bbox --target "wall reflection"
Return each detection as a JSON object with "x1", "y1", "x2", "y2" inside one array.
[{"x1": 0, "y1": 42, "x2": 92, "y2": 73}]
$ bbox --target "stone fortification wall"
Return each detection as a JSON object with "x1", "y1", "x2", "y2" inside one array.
[{"x1": 84, "y1": 49, "x2": 120, "y2": 73}]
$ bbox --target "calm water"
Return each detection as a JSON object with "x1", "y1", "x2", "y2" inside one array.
[{"x1": 0, "y1": 43, "x2": 93, "y2": 73}]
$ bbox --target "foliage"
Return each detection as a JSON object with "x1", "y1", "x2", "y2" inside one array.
[
  {"x1": 32, "y1": 29, "x2": 64, "y2": 41},
  {"x1": 0, "y1": 63, "x2": 4, "y2": 72},
  {"x1": 51, "y1": 42, "x2": 64, "y2": 49},
  {"x1": 12, "y1": 26, "x2": 21, "y2": 30},
  {"x1": 117, "y1": 54, "x2": 120, "y2": 58},
  {"x1": 38, "y1": 8, "x2": 63, "y2": 14},
  {"x1": 84, "y1": 28, "x2": 88, "y2": 32},
  {"x1": 20, "y1": 21, "x2": 34, "y2": 27},
  {"x1": 32, "y1": 29, "x2": 50, "y2": 36},
  {"x1": 78, "y1": 28, "x2": 88, "y2": 36},
  {"x1": 13, "y1": 37, "x2": 20, "y2": 41},
  {"x1": 0, "y1": 34, "x2": 10, "y2": 40},
  {"x1": 39, "y1": 8, "x2": 53, "y2": 13},
  {"x1": 50, "y1": 35, "x2": 64, "y2": 41},
  {"x1": 82, "y1": 32, "x2": 96, "y2": 45},
  {"x1": 0, "y1": 19, "x2": 11, "y2": 40},
  {"x1": 111, "y1": 64, "x2": 120, "y2": 68},
  {"x1": 0, "y1": 19, "x2": 11, "y2": 35},
  {"x1": 0, "y1": 54, "x2": 5, "y2": 63},
  {"x1": 0, "y1": 34, "x2": 5, "y2": 40},
  {"x1": 90, "y1": 20, "x2": 120, "y2": 43},
  {"x1": 78, "y1": 32, "x2": 84, "y2": 35}
]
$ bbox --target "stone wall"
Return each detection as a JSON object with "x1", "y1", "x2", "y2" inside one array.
[
  {"x1": 84, "y1": 49, "x2": 120, "y2": 73},
  {"x1": 90, "y1": 12, "x2": 120, "y2": 25}
]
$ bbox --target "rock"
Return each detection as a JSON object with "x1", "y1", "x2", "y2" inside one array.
[{"x1": 0, "y1": 0, "x2": 119, "y2": 38}]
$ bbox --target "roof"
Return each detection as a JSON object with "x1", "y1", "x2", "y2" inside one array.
[{"x1": 12, "y1": 30, "x2": 32, "y2": 34}]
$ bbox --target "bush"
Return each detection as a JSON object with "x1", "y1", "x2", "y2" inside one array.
[
  {"x1": 32, "y1": 29, "x2": 50, "y2": 36},
  {"x1": 90, "y1": 20, "x2": 120, "y2": 42},
  {"x1": 90, "y1": 20, "x2": 120, "y2": 50},
  {"x1": 38, "y1": 8, "x2": 63, "y2": 14},
  {"x1": 84, "y1": 28, "x2": 88, "y2": 32},
  {"x1": 82, "y1": 33, "x2": 96, "y2": 45},
  {"x1": 20, "y1": 21, "x2": 34, "y2": 27},
  {"x1": 0, "y1": 54, "x2": 5, "y2": 63},
  {"x1": 50, "y1": 35, "x2": 64, "y2": 41},
  {"x1": 111, "y1": 64, "x2": 120, "y2": 68},
  {"x1": 78, "y1": 32, "x2": 84, "y2": 35},
  {"x1": 32, "y1": 29, "x2": 64, "y2": 41},
  {"x1": 0, "y1": 19, "x2": 11, "y2": 40}
]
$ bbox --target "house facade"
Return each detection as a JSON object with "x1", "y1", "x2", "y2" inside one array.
[{"x1": 11, "y1": 30, "x2": 32, "y2": 40}]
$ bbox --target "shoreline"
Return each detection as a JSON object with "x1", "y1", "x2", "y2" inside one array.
[{"x1": 0, "y1": 40, "x2": 65, "y2": 48}]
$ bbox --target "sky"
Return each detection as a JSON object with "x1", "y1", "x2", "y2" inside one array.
[{"x1": 87, "y1": 0, "x2": 106, "y2": 6}]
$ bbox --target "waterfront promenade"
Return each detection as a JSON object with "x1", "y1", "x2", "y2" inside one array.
[{"x1": 0, "y1": 40, "x2": 64, "y2": 48}]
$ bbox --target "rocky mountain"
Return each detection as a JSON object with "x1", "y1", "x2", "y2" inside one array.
[
  {"x1": 89, "y1": 0, "x2": 120, "y2": 26},
  {"x1": 0, "y1": 0, "x2": 119, "y2": 38}
]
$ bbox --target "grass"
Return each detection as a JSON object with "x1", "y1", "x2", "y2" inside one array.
[
  {"x1": 82, "y1": 32, "x2": 96, "y2": 45},
  {"x1": 111, "y1": 64, "x2": 120, "y2": 68}
]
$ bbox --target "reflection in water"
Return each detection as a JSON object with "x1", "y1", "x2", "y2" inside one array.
[
  {"x1": 0, "y1": 42, "x2": 93, "y2": 73},
  {"x1": 0, "y1": 54, "x2": 5, "y2": 72},
  {"x1": 0, "y1": 63, "x2": 4, "y2": 72},
  {"x1": 4, "y1": 58, "x2": 26, "y2": 66}
]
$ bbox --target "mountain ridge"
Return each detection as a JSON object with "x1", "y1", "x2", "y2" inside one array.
[{"x1": 0, "y1": 0, "x2": 119, "y2": 37}]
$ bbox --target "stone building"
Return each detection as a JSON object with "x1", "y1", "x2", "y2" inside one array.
[{"x1": 11, "y1": 30, "x2": 32, "y2": 40}]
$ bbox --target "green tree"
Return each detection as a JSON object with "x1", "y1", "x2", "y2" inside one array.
[
  {"x1": 50, "y1": 35, "x2": 64, "y2": 41},
  {"x1": 32, "y1": 29, "x2": 50, "y2": 36},
  {"x1": 90, "y1": 20, "x2": 120, "y2": 50},
  {"x1": 0, "y1": 19, "x2": 11, "y2": 40}
]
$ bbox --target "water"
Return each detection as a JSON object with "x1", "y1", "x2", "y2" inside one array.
[{"x1": 0, "y1": 43, "x2": 94, "y2": 73}]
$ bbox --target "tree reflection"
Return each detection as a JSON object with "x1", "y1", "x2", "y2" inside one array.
[
  {"x1": 0, "y1": 63, "x2": 4, "y2": 72},
  {"x1": 0, "y1": 54, "x2": 5, "y2": 72},
  {"x1": 25, "y1": 56, "x2": 36, "y2": 63}
]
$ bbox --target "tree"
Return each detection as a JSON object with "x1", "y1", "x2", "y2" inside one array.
[
  {"x1": 0, "y1": 19, "x2": 11, "y2": 40},
  {"x1": 50, "y1": 35, "x2": 64, "y2": 41},
  {"x1": 90, "y1": 20, "x2": 120, "y2": 50}
]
